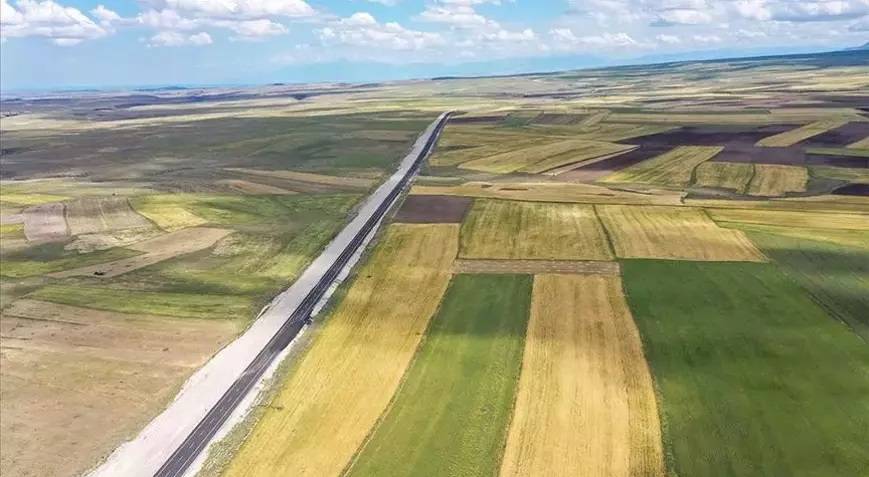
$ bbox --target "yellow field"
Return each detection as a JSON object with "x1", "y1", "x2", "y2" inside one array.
[
  {"x1": 0, "y1": 193, "x2": 69, "y2": 206},
  {"x1": 597, "y1": 205, "x2": 766, "y2": 261},
  {"x1": 746, "y1": 165, "x2": 808, "y2": 196},
  {"x1": 224, "y1": 224, "x2": 458, "y2": 477},
  {"x1": 460, "y1": 200, "x2": 613, "y2": 260},
  {"x1": 130, "y1": 196, "x2": 208, "y2": 232},
  {"x1": 756, "y1": 118, "x2": 851, "y2": 147},
  {"x1": 708, "y1": 208, "x2": 869, "y2": 230},
  {"x1": 500, "y1": 275, "x2": 664, "y2": 477},
  {"x1": 459, "y1": 139, "x2": 616, "y2": 174},
  {"x1": 576, "y1": 110, "x2": 610, "y2": 130},
  {"x1": 849, "y1": 136, "x2": 869, "y2": 149},
  {"x1": 686, "y1": 196, "x2": 869, "y2": 214},
  {"x1": 693, "y1": 162, "x2": 753, "y2": 192},
  {"x1": 223, "y1": 167, "x2": 376, "y2": 188},
  {"x1": 411, "y1": 182, "x2": 685, "y2": 206},
  {"x1": 216, "y1": 179, "x2": 296, "y2": 195},
  {"x1": 65, "y1": 197, "x2": 155, "y2": 236},
  {"x1": 432, "y1": 136, "x2": 552, "y2": 167},
  {"x1": 600, "y1": 146, "x2": 723, "y2": 187},
  {"x1": 576, "y1": 124, "x2": 677, "y2": 143}
]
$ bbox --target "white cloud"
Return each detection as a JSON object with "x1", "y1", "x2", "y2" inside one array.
[
  {"x1": 225, "y1": 19, "x2": 288, "y2": 39},
  {"x1": 140, "y1": 0, "x2": 314, "y2": 19},
  {"x1": 692, "y1": 33, "x2": 723, "y2": 43},
  {"x1": 366, "y1": 0, "x2": 400, "y2": 5},
  {"x1": 91, "y1": 4, "x2": 121, "y2": 26},
  {"x1": 651, "y1": 8, "x2": 714, "y2": 25},
  {"x1": 147, "y1": 30, "x2": 212, "y2": 47},
  {"x1": 656, "y1": 33, "x2": 681, "y2": 43},
  {"x1": 417, "y1": 4, "x2": 497, "y2": 28},
  {"x1": 771, "y1": 0, "x2": 869, "y2": 22},
  {"x1": 1, "y1": 0, "x2": 109, "y2": 44},
  {"x1": 319, "y1": 12, "x2": 445, "y2": 51},
  {"x1": 550, "y1": 28, "x2": 643, "y2": 48}
]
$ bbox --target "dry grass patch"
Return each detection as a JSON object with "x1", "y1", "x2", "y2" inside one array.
[
  {"x1": 22, "y1": 203, "x2": 68, "y2": 242},
  {"x1": 811, "y1": 167, "x2": 869, "y2": 184},
  {"x1": 577, "y1": 123, "x2": 677, "y2": 143},
  {"x1": 693, "y1": 162, "x2": 754, "y2": 192},
  {"x1": 454, "y1": 259, "x2": 619, "y2": 275},
  {"x1": 849, "y1": 136, "x2": 869, "y2": 149},
  {"x1": 223, "y1": 167, "x2": 376, "y2": 189},
  {"x1": 597, "y1": 205, "x2": 766, "y2": 261},
  {"x1": 65, "y1": 197, "x2": 153, "y2": 236},
  {"x1": 460, "y1": 200, "x2": 613, "y2": 260},
  {"x1": 708, "y1": 208, "x2": 869, "y2": 230},
  {"x1": 411, "y1": 182, "x2": 684, "y2": 206},
  {"x1": 130, "y1": 195, "x2": 208, "y2": 232},
  {"x1": 756, "y1": 118, "x2": 851, "y2": 147},
  {"x1": 459, "y1": 139, "x2": 604, "y2": 174},
  {"x1": 224, "y1": 224, "x2": 458, "y2": 477},
  {"x1": 520, "y1": 142, "x2": 635, "y2": 175},
  {"x1": 746, "y1": 165, "x2": 808, "y2": 197},
  {"x1": 600, "y1": 146, "x2": 723, "y2": 188},
  {"x1": 500, "y1": 275, "x2": 664, "y2": 477},
  {"x1": 216, "y1": 179, "x2": 296, "y2": 195},
  {"x1": 0, "y1": 299, "x2": 237, "y2": 477}
]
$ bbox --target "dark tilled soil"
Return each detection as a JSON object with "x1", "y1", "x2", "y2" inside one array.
[
  {"x1": 832, "y1": 183, "x2": 869, "y2": 196},
  {"x1": 450, "y1": 115, "x2": 508, "y2": 124},
  {"x1": 620, "y1": 124, "x2": 794, "y2": 147},
  {"x1": 713, "y1": 146, "x2": 869, "y2": 168},
  {"x1": 558, "y1": 146, "x2": 673, "y2": 182},
  {"x1": 393, "y1": 194, "x2": 473, "y2": 223},
  {"x1": 801, "y1": 122, "x2": 869, "y2": 147},
  {"x1": 533, "y1": 113, "x2": 582, "y2": 125}
]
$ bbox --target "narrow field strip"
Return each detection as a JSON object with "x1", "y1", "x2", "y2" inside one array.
[
  {"x1": 411, "y1": 183, "x2": 685, "y2": 206},
  {"x1": 519, "y1": 141, "x2": 634, "y2": 175},
  {"x1": 756, "y1": 118, "x2": 851, "y2": 147},
  {"x1": 500, "y1": 275, "x2": 664, "y2": 477},
  {"x1": 454, "y1": 259, "x2": 619, "y2": 275},
  {"x1": 621, "y1": 260, "x2": 869, "y2": 477},
  {"x1": 65, "y1": 197, "x2": 153, "y2": 235},
  {"x1": 459, "y1": 140, "x2": 617, "y2": 174},
  {"x1": 746, "y1": 165, "x2": 808, "y2": 197},
  {"x1": 849, "y1": 136, "x2": 869, "y2": 149},
  {"x1": 346, "y1": 274, "x2": 532, "y2": 477},
  {"x1": 224, "y1": 224, "x2": 459, "y2": 477},
  {"x1": 596, "y1": 205, "x2": 766, "y2": 262},
  {"x1": 708, "y1": 207, "x2": 869, "y2": 230},
  {"x1": 692, "y1": 162, "x2": 753, "y2": 193},
  {"x1": 224, "y1": 167, "x2": 376, "y2": 189},
  {"x1": 22, "y1": 202, "x2": 68, "y2": 242},
  {"x1": 460, "y1": 199, "x2": 614, "y2": 260},
  {"x1": 131, "y1": 196, "x2": 208, "y2": 232},
  {"x1": 600, "y1": 146, "x2": 723, "y2": 188}
]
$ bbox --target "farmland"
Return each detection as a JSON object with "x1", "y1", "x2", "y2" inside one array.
[{"x1": 600, "y1": 146, "x2": 723, "y2": 187}]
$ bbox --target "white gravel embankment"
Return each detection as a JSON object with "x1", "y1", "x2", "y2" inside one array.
[{"x1": 87, "y1": 113, "x2": 448, "y2": 477}]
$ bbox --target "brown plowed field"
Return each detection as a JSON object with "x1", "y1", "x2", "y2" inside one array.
[
  {"x1": 621, "y1": 125, "x2": 794, "y2": 147},
  {"x1": 454, "y1": 259, "x2": 619, "y2": 275},
  {"x1": 714, "y1": 145, "x2": 868, "y2": 168},
  {"x1": 22, "y1": 203, "x2": 68, "y2": 242},
  {"x1": 832, "y1": 183, "x2": 869, "y2": 196},
  {"x1": 393, "y1": 194, "x2": 473, "y2": 223},
  {"x1": 450, "y1": 115, "x2": 509, "y2": 124},
  {"x1": 802, "y1": 122, "x2": 869, "y2": 147},
  {"x1": 533, "y1": 113, "x2": 582, "y2": 125}
]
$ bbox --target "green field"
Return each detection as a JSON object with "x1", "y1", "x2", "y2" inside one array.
[
  {"x1": 0, "y1": 243, "x2": 140, "y2": 278},
  {"x1": 621, "y1": 260, "x2": 869, "y2": 477},
  {"x1": 346, "y1": 274, "x2": 531, "y2": 477}
]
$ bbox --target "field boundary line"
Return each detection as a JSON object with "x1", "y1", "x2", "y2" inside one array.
[{"x1": 593, "y1": 205, "x2": 618, "y2": 259}]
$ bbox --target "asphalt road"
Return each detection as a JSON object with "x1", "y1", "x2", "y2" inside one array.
[{"x1": 153, "y1": 112, "x2": 452, "y2": 477}]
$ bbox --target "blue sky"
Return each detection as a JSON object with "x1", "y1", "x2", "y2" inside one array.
[{"x1": 1, "y1": 0, "x2": 867, "y2": 90}]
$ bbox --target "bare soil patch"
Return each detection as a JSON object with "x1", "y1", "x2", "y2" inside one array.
[
  {"x1": 714, "y1": 145, "x2": 868, "y2": 168},
  {"x1": 454, "y1": 259, "x2": 619, "y2": 275},
  {"x1": 561, "y1": 146, "x2": 672, "y2": 182},
  {"x1": 22, "y1": 203, "x2": 68, "y2": 242},
  {"x1": 832, "y1": 183, "x2": 869, "y2": 196},
  {"x1": 393, "y1": 195, "x2": 472, "y2": 223},
  {"x1": 65, "y1": 197, "x2": 153, "y2": 236},
  {"x1": 621, "y1": 124, "x2": 793, "y2": 147},
  {"x1": 802, "y1": 122, "x2": 869, "y2": 147}
]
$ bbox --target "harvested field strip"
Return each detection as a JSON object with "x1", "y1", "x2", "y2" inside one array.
[
  {"x1": 411, "y1": 183, "x2": 685, "y2": 206},
  {"x1": 519, "y1": 142, "x2": 634, "y2": 175},
  {"x1": 685, "y1": 196, "x2": 869, "y2": 214},
  {"x1": 746, "y1": 165, "x2": 808, "y2": 197},
  {"x1": 30, "y1": 285, "x2": 250, "y2": 320},
  {"x1": 500, "y1": 275, "x2": 664, "y2": 477},
  {"x1": 600, "y1": 146, "x2": 723, "y2": 188},
  {"x1": 0, "y1": 223, "x2": 24, "y2": 239},
  {"x1": 744, "y1": 229, "x2": 869, "y2": 341},
  {"x1": 459, "y1": 140, "x2": 612, "y2": 174},
  {"x1": 692, "y1": 162, "x2": 753, "y2": 192},
  {"x1": 346, "y1": 274, "x2": 532, "y2": 477},
  {"x1": 576, "y1": 110, "x2": 610, "y2": 130},
  {"x1": 608, "y1": 112, "x2": 784, "y2": 125},
  {"x1": 224, "y1": 224, "x2": 458, "y2": 477},
  {"x1": 729, "y1": 223, "x2": 869, "y2": 251},
  {"x1": 756, "y1": 118, "x2": 851, "y2": 147},
  {"x1": 596, "y1": 205, "x2": 766, "y2": 262},
  {"x1": 22, "y1": 203, "x2": 68, "y2": 242},
  {"x1": 578, "y1": 124, "x2": 677, "y2": 143},
  {"x1": 49, "y1": 227, "x2": 233, "y2": 278},
  {"x1": 810, "y1": 167, "x2": 869, "y2": 184},
  {"x1": 0, "y1": 193, "x2": 70, "y2": 206},
  {"x1": 65, "y1": 197, "x2": 153, "y2": 235},
  {"x1": 224, "y1": 167, "x2": 376, "y2": 189},
  {"x1": 130, "y1": 196, "x2": 207, "y2": 232},
  {"x1": 454, "y1": 259, "x2": 620, "y2": 275},
  {"x1": 216, "y1": 179, "x2": 296, "y2": 195},
  {"x1": 708, "y1": 207, "x2": 868, "y2": 230},
  {"x1": 621, "y1": 260, "x2": 869, "y2": 477},
  {"x1": 545, "y1": 149, "x2": 638, "y2": 177},
  {"x1": 460, "y1": 200, "x2": 614, "y2": 260},
  {"x1": 560, "y1": 146, "x2": 670, "y2": 183},
  {"x1": 850, "y1": 136, "x2": 869, "y2": 149},
  {"x1": 806, "y1": 147, "x2": 869, "y2": 158}
]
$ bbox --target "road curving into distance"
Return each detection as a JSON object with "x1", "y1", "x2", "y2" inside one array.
[{"x1": 88, "y1": 112, "x2": 452, "y2": 477}]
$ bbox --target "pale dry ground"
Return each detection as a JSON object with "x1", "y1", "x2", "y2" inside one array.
[
  {"x1": 596, "y1": 205, "x2": 767, "y2": 261},
  {"x1": 459, "y1": 140, "x2": 614, "y2": 174},
  {"x1": 130, "y1": 197, "x2": 208, "y2": 232},
  {"x1": 65, "y1": 197, "x2": 154, "y2": 236},
  {"x1": 685, "y1": 196, "x2": 869, "y2": 214},
  {"x1": 460, "y1": 200, "x2": 614, "y2": 260},
  {"x1": 215, "y1": 180, "x2": 297, "y2": 195},
  {"x1": 693, "y1": 162, "x2": 754, "y2": 192},
  {"x1": 500, "y1": 275, "x2": 664, "y2": 477},
  {"x1": 454, "y1": 259, "x2": 619, "y2": 275},
  {"x1": 431, "y1": 136, "x2": 555, "y2": 168},
  {"x1": 411, "y1": 182, "x2": 685, "y2": 206},
  {"x1": 223, "y1": 168, "x2": 376, "y2": 189},
  {"x1": 50, "y1": 227, "x2": 233, "y2": 278},
  {"x1": 756, "y1": 118, "x2": 852, "y2": 147},
  {"x1": 223, "y1": 224, "x2": 458, "y2": 477},
  {"x1": 22, "y1": 202, "x2": 68, "y2": 242},
  {"x1": 600, "y1": 146, "x2": 723, "y2": 188},
  {"x1": 850, "y1": 136, "x2": 869, "y2": 148},
  {"x1": 0, "y1": 300, "x2": 238, "y2": 477},
  {"x1": 707, "y1": 208, "x2": 869, "y2": 230},
  {"x1": 746, "y1": 165, "x2": 809, "y2": 197}
]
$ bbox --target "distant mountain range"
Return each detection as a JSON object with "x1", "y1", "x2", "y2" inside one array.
[{"x1": 846, "y1": 42, "x2": 869, "y2": 51}]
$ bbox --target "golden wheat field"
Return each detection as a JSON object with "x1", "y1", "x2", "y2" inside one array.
[
  {"x1": 596, "y1": 205, "x2": 767, "y2": 261},
  {"x1": 600, "y1": 146, "x2": 723, "y2": 188},
  {"x1": 131, "y1": 196, "x2": 208, "y2": 232},
  {"x1": 693, "y1": 162, "x2": 754, "y2": 192},
  {"x1": 223, "y1": 224, "x2": 458, "y2": 477},
  {"x1": 746, "y1": 165, "x2": 809, "y2": 197},
  {"x1": 459, "y1": 139, "x2": 604, "y2": 174},
  {"x1": 411, "y1": 182, "x2": 685, "y2": 206},
  {"x1": 520, "y1": 141, "x2": 634, "y2": 174},
  {"x1": 500, "y1": 275, "x2": 664, "y2": 477},
  {"x1": 460, "y1": 199, "x2": 614, "y2": 260},
  {"x1": 756, "y1": 118, "x2": 851, "y2": 147},
  {"x1": 707, "y1": 208, "x2": 869, "y2": 230}
]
